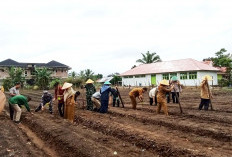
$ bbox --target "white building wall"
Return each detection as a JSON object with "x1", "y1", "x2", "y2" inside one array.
[
  {"x1": 122, "y1": 75, "x2": 151, "y2": 86},
  {"x1": 122, "y1": 71, "x2": 218, "y2": 86}
]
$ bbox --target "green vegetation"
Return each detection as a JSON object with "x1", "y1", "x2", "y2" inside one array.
[
  {"x1": 136, "y1": 51, "x2": 161, "y2": 64},
  {"x1": 3, "y1": 67, "x2": 25, "y2": 90}
]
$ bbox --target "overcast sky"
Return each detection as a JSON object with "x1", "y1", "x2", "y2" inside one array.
[{"x1": 0, "y1": 0, "x2": 232, "y2": 76}]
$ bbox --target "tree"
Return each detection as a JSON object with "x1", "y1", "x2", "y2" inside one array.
[
  {"x1": 211, "y1": 48, "x2": 232, "y2": 85},
  {"x1": 35, "y1": 68, "x2": 52, "y2": 90},
  {"x1": 71, "y1": 71, "x2": 77, "y2": 78},
  {"x1": 77, "y1": 69, "x2": 96, "y2": 81},
  {"x1": 136, "y1": 51, "x2": 161, "y2": 64},
  {"x1": 109, "y1": 73, "x2": 122, "y2": 85},
  {"x1": 3, "y1": 67, "x2": 25, "y2": 90}
]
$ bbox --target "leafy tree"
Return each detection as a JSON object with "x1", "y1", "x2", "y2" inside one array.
[
  {"x1": 109, "y1": 73, "x2": 122, "y2": 85},
  {"x1": 211, "y1": 48, "x2": 232, "y2": 85},
  {"x1": 3, "y1": 67, "x2": 25, "y2": 90},
  {"x1": 35, "y1": 68, "x2": 52, "y2": 90},
  {"x1": 84, "y1": 69, "x2": 94, "y2": 79},
  {"x1": 136, "y1": 51, "x2": 161, "y2": 64},
  {"x1": 78, "y1": 69, "x2": 95, "y2": 81},
  {"x1": 71, "y1": 71, "x2": 77, "y2": 78}
]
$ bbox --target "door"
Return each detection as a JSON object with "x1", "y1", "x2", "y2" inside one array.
[{"x1": 151, "y1": 74, "x2": 156, "y2": 85}]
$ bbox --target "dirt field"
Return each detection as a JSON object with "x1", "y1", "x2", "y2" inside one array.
[{"x1": 1, "y1": 87, "x2": 232, "y2": 157}]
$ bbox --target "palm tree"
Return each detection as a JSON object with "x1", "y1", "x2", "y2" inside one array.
[
  {"x1": 136, "y1": 51, "x2": 161, "y2": 64},
  {"x1": 84, "y1": 69, "x2": 94, "y2": 80}
]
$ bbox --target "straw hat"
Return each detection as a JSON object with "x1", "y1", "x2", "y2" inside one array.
[
  {"x1": 160, "y1": 79, "x2": 169, "y2": 86},
  {"x1": 202, "y1": 75, "x2": 213, "y2": 81},
  {"x1": 86, "y1": 79, "x2": 94, "y2": 84},
  {"x1": 62, "y1": 82, "x2": 73, "y2": 90},
  {"x1": 104, "y1": 81, "x2": 111, "y2": 85},
  {"x1": 171, "y1": 76, "x2": 178, "y2": 81}
]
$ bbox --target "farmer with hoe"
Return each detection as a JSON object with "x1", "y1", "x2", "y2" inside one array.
[
  {"x1": 84, "y1": 79, "x2": 96, "y2": 111},
  {"x1": 62, "y1": 82, "x2": 76, "y2": 122},
  {"x1": 54, "y1": 82, "x2": 65, "y2": 117},
  {"x1": 157, "y1": 80, "x2": 174, "y2": 116},
  {"x1": 111, "y1": 87, "x2": 120, "y2": 107},
  {"x1": 170, "y1": 76, "x2": 182, "y2": 103},
  {"x1": 8, "y1": 95, "x2": 33, "y2": 124},
  {"x1": 199, "y1": 75, "x2": 213, "y2": 110},
  {"x1": 99, "y1": 81, "x2": 112, "y2": 113},
  {"x1": 129, "y1": 87, "x2": 148, "y2": 109},
  {"x1": 9, "y1": 82, "x2": 21, "y2": 120},
  {"x1": 35, "y1": 91, "x2": 53, "y2": 114}
]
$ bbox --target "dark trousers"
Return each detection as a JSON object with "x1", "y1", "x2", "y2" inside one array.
[
  {"x1": 35, "y1": 102, "x2": 53, "y2": 113},
  {"x1": 199, "y1": 98, "x2": 210, "y2": 110},
  {"x1": 86, "y1": 97, "x2": 93, "y2": 111},
  {"x1": 58, "y1": 102, "x2": 64, "y2": 117},
  {"x1": 166, "y1": 92, "x2": 170, "y2": 103},
  {"x1": 9, "y1": 103, "x2": 14, "y2": 120},
  {"x1": 113, "y1": 97, "x2": 120, "y2": 107},
  {"x1": 99, "y1": 100, "x2": 109, "y2": 113},
  {"x1": 149, "y1": 97, "x2": 157, "y2": 106},
  {"x1": 171, "y1": 92, "x2": 179, "y2": 103}
]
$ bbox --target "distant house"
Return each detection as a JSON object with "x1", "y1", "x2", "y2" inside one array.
[
  {"x1": 120, "y1": 58, "x2": 219, "y2": 86},
  {"x1": 0, "y1": 59, "x2": 71, "y2": 81}
]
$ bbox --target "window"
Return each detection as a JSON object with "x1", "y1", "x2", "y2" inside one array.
[
  {"x1": 24, "y1": 71, "x2": 28, "y2": 77},
  {"x1": 128, "y1": 76, "x2": 133, "y2": 78},
  {"x1": 162, "y1": 73, "x2": 169, "y2": 80},
  {"x1": 135, "y1": 75, "x2": 146, "y2": 78},
  {"x1": 189, "y1": 72, "x2": 197, "y2": 79},
  {"x1": 170, "y1": 73, "x2": 177, "y2": 79},
  {"x1": 180, "y1": 73, "x2": 187, "y2": 80}
]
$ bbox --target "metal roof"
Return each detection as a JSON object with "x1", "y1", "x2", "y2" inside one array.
[
  {"x1": 0, "y1": 59, "x2": 71, "y2": 69},
  {"x1": 121, "y1": 58, "x2": 219, "y2": 76}
]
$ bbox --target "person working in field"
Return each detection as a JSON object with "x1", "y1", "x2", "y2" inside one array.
[
  {"x1": 99, "y1": 81, "x2": 112, "y2": 113},
  {"x1": 91, "y1": 91, "x2": 101, "y2": 112},
  {"x1": 35, "y1": 91, "x2": 53, "y2": 114},
  {"x1": 149, "y1": 86, "x2": 158, "y2": 106},
  {"x1": 157, "y1": 80, "x2": 174, "y2": 116},
  {"x1": 8, "y1": 95, "x2": 33, "y2": 124},
  {"x1": 170, "y1": 76, "x2": 182, "y2": 104},
  {"x1": 111, "y1": 87, "x2": 120, "y2": 107},
  {"x1": 9, "y1": 82, "x2": 21, "y2": 120},
  {"x1": 84, "y1": 79, "x2": 96, "y2": 111},
  {"x1": 62, "y1": 82, "x2": 76, "y2": 122},
  {"x1": 129, "y1": 87, "x2": 148, "y2": 109},
  {"x1": 199, "y1": 75, "x2": 213, "y2": 111},
  {"x1": 54, "y1": 82, "x2": 65, "y2": 117}
]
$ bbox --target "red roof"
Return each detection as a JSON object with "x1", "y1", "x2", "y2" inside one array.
[{"x1": 121, "y1": 58, "x2": 219, "y2": 76}]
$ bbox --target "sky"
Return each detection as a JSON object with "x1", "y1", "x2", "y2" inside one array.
[{"x1": 0, "y1": 0, "x2": 232, "y2": 76}]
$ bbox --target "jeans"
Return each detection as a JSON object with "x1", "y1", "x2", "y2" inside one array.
[
  {"x1": 171, "y1": 92, "x2": 179, "y2": 103},
  {"x1": 199, "y1": 98, "x2": 210, "y2": 110},
  {"x1": 58, "y1": 102, "x2": 65, "y2": 117}
]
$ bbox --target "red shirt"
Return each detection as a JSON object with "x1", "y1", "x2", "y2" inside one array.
[{"x1": 55, "y1": 86, "x2": 64, "y2": 103}]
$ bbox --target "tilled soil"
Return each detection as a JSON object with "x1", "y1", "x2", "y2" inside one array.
[{"x1": 1, "y1": 87, "x2": 232, "y2": 157}]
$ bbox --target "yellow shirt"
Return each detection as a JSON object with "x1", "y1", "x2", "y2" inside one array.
[
  {"x1": 0, "y1": 86, "x2": 4, "y2": 93},
  {"x1": 129, "y1": 88, "x2": 143, "y2": 97}
]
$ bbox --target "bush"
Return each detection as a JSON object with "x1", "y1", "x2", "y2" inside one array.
[
  {"x1": 218, "y1": 78, "x2": 230, "y2": 87},
  {"x1": 49, "y1": 79, "x2": 62, "y2": 89},
  {"x1": 2, "y1": 79, "x2": 13, "y2": 91}
]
